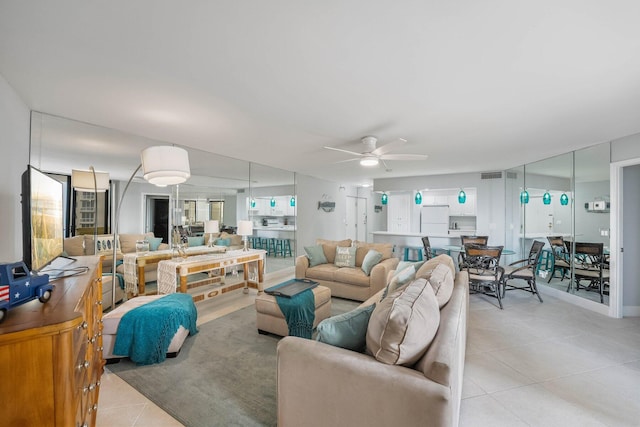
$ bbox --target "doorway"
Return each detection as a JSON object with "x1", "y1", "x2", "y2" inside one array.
[
  {"x1": 146, "y1": 195, "x2": 170, "y2": 244},
  {"x1": 346, "y1": 196, "x2": 367, "y2": 242}
]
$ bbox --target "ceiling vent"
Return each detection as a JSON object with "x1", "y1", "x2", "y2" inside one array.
[
  {"x1": 506, "y1": 171, "x2": 518, "y2": 179},
  {"x1": 481, "y1": 172, "x2": 503, "y2": 180}
]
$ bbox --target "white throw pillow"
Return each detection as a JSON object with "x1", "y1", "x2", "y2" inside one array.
[
  {"x1": 428, "y1": 263, "x2": 455, "y2": 308},
  {"x1": 334, "y1": 246, "x2": 356, "y2": 268},
  {"x1": 366, "y1": 278, "x2": 440, "y2": 366}
]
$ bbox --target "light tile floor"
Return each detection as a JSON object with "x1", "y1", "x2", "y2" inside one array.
[{"x1": 97, "y1": 281, "x2": 640, "y2": 427}]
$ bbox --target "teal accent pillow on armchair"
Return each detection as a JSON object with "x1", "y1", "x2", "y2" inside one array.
[
  {"x1": 145, "y1": 237, "x2": 163, "y2": 251},
  {"x1": 316, "y1": 304, "x2": 376, "y2": 352}
]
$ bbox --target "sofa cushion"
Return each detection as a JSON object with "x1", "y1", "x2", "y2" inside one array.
[
  {"x1": 316, "y1": 304, "x2": 376, "y2": 352},
  {"x1": 334, "y1": 246, "x2": 356, "y2": 268},
  {"x1": 117, "y1": 233, "x2": 146, "y2": 254},
  {"x1": 333, "y1": 267, "x2": 371, "y2": 287},
  {"x1": 187, "y1": 236, "x2": 205, "y2": 247},
  {"x1": 304, "y1": 245, "x2": 328, "y2": 267},
  {"x1": 316, "y1": 239, "x2": 352, "y2": 264},
  {"x1": 366, "y1": 277, "x2": 440, "y2": 365},
  {"x1": 361, "y1": 249, "x2": 383, "y2": 276},
  {"x1": 428, "y1": 263, "x2": 455, "y2": 308},
  {"x1": 305, "y1": 264, "x2": 341, "y2": 282},
  {"x1": 354, "y1": 242, "x2": 393, "y2": 266},
  {"x1": 64, "y1": 235, "x2": 85, "y2": 256},
  {"x1": 415, "y1": 254, "x2": 455, "y2": 280},
  {"x1": 145, "y1": 236, "x2": 163, "y2": 251}
]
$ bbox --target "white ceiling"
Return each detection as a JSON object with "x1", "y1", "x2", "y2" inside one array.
[{"x1": 2, "y1": 1, "x2": 640, "y2": 186}]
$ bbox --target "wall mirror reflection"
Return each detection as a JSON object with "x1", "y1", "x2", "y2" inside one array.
[
  {"x1": 514, "y1": 143, "x2": 611, "y2": 306},
  {"x1": 29, "y1": 111, "x2": 295, "y2": 301}
]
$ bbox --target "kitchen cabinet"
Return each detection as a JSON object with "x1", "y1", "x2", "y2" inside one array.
[
  {"x1": 0, "y1": 256, "x2": 104, "y2": 427},
  {"x1": 448, "y1": 190, "x2": 476, "y2": 216},
  {"x1": 387, "y1": 193, "x2": 411, "y2": 232}
]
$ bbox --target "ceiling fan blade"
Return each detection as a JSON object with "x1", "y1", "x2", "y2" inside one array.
[
  {"x1": 324, "y1": 146, "x2": 364, "y2": 157},
  {"x1": 371, "y1": 138, "x2": 407, "y2": 156},
  {"x1": 379, "y1": 153, "x2": 428, "y2": 161},
  {"x1": 335, "y1": 158, "x2": 361, "y2": 164}
]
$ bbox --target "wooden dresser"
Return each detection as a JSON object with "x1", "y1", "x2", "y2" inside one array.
[{"x1": 0, "y1": 256, "x2": 105, "y2": 427}]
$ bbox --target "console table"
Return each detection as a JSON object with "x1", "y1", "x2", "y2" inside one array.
[
  {"x1": 0, "y1": 256, "x2": 104, "y2": 427},
  {"x1": 122, "y1": 245, "x2": 227, "y2": 295},
  {"x1": 157, "y1": 249, "x2": 266, "y2": 303}
]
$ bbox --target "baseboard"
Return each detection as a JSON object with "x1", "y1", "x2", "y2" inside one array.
[
  {"x1": 538, "y1": 285, "x2": 610, "y2": 316},
  {"x1": 623, "y1": 306, "x2": 640, "y2": 317}
]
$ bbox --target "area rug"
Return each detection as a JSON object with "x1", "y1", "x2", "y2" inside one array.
[{"x1": 108, "y1": 297, "x2": 359, "y2": 426}]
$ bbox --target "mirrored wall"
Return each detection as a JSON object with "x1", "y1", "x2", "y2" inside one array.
[
  {"x1": 29, "y1": 111, "x2": 296, "y2": 281},
  {"x1": 506, "y1": 142, "x2": 610, "y2": 305}
]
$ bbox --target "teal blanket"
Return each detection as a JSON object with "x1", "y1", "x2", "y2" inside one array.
[
  {"x1": 114, "y1": 294, "x2": 198, "y2": 365},
  {"x1": 270, "y1": 281, "x2": 316, "y2": 339}
]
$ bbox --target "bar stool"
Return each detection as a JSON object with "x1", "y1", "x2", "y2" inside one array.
[
  {"x1": 266, "y1": 238, "x2": 277, "y2": 257},
  {"x1": 275, "y1": 238, "x2": 292, "y2": 257},
  {"x1": 403, "y1": 246, "x2": 424, "y2": 262}
]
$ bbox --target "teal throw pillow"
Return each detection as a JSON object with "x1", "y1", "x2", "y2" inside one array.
[
  {"x1": 395, "y1": 260, "x2": 426, "y2": 276},
  {"x1": 334, "y1": 246, "x2": 356, "y2": 268},
  {"x1": 316, "y1": 304, "x2": 376, "y2": 352},
  {"x1": 382, "y1": 265, "x2": 416, "y2": 299},
  {"x1": 361, "y1": 249, "x2": 383, "y2": 276},
  {"x1": 187, "y1": 236, "x2": 205, "y2": 247},
  {"x1": 304, "y1": 245, "x2": 328, "y2": 267},
  {"x1": 145, "y1": 237, "x2": 163, "y2": 251},
  {"x1": 216, "y1": 238, "x2": 231, "y2": 246}
]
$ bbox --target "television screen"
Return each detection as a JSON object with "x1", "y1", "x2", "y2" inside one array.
[{"x1": 22, "y1": 165, "x2": 65, "y2": 271}]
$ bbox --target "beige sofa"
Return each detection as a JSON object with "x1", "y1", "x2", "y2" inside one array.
[
  {"x1": 278, "y1": 254, "x2": 469, "y2": 427},
  {"x1": 295, "y1": 239, "x2": 399, "y2": 302}
]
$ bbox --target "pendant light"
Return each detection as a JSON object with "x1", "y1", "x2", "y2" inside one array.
[
  {"x1": 520, "y1": 190, "x2": 529, "y2": 204},
  {"x1": 414, "y1": 191, "x2": 422, "y2": 205},
  {"x1": 542, "y1": 191, "x2": 551, "y2": 205},
  {"x1": 250, "y1": 198, "x2": 256, "y2": 208},
  {"x1": 560, "y1": 193, "x2": 569, "y2": 206},
  {"x1": 270, "y1": 197, "x2": 276, "y2": 207},
  {"x1": 381, "y1": 193, "x2": 388, "y2": 205},
  {"x1": 458, "y1": 189, "x2": 466, "y2": 204},
  {"x1": 290, "y1": 196, "x2": 295, "y2": 207}
]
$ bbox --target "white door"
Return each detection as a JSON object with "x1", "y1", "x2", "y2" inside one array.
[{"x1": 346, "y1": 196, "x2": 367, "y2": 242}]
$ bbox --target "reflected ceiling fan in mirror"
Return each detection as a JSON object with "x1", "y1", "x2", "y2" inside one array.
[{"x1": 324, "y1": 136, "x2": 427, "y2": 171}]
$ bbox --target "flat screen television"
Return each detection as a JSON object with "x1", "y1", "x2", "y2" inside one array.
[{"x1": 21, "y1": 165, "x2": 65, "y2": 272}]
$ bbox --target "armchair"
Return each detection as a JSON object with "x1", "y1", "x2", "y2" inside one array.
[
  {"x1": 502, "y1": 240, "x2": 545, "y2": 303},
  {"x1": 458, "y1": 235, "x2": 489, "y2": 269},
  {"x1": 547, "y1": 236, "x2": 571, "y2": 282},
  {"x1": 462, "y1": 244, "x2": 504, "y2": 309},
  {"x1": 572, "y1": 242, "x2": 609, "y2": 303}
]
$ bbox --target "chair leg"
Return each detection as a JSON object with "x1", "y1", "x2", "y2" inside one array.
[
  {"x1": 496, "y1": 282, "x2": 503, "y2": 309},
  {"x1": 530, "y1": 278, "x2": 543, "y2": 303}
]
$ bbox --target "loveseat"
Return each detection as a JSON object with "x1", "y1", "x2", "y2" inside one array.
[
  {"x1": 295, "y1": 239, "x2": 399, "y2": 302},
  {"x1": 278, "y1": 254, "x2": 469, "y2": 427}
]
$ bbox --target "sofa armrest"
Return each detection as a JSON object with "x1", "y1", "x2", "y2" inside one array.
[
  {"x1": 277, "y1": 337, "x2": 451, "y2": 427},
  {"x1": 295, "y1": 255, "x2": 309, "y2": 279},
  {"x1": 368, "y1": 257, "x2": 400, "y2": 295}
]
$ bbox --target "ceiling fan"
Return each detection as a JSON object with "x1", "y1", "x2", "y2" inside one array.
[{"x1": 324, "y1": 136, "x2": 427, "y2": 170}]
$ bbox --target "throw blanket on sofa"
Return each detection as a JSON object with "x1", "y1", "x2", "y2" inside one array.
[
  {"x1": 271, "y1": 281, "x2": 316, "y2": 339},
  {"x1": 113, "y1": 293, "x2": 198, "y2": 365}
]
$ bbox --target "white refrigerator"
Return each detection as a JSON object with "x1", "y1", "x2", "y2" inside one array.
[{"x1": 420, "y1": 205, "x2": 450, "y2": 235}]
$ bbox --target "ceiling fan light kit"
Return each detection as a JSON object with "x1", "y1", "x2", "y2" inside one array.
[{"x1": 324, "y1": 135, "x2": 427, "y2": 169}]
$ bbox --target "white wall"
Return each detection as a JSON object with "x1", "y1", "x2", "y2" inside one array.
[
  {"x1": 575, "y1": 181, "x2": 610, "y2": 244},
  {"x1": 295, "y1": 174, "x2": 348, "y2": 256},
  {"x1": 0, "y1": 73, "x2": 30, "y2": 262},
  {"x1": 115, "y1": 180, "x2": 172, "y2": 234}
]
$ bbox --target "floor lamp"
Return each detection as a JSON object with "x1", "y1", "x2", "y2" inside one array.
[{"x1": 111, "y1": 146, "x2": 190, "y2": 309}]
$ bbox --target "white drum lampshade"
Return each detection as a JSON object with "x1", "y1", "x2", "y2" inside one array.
[
  {"x1": 141, "y1": 146, "x2": 191, "y2": 186},
  {"x1": 205, "y1": 220, "x2": 220, "y2": 234},
  {"x1": 71, "y1": 169, "x2": 110, "y2": 192},
  {"x1": 237, "y1": 220, "x2": 254, "y2": 251}
]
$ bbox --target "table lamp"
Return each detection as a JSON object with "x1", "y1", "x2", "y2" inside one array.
[
  {"x1": 237, "y1": 220, "x2": 253, "y2": 251},
  {"x1": 205, "y1": 220, "x2": 219, "y2": 247}
]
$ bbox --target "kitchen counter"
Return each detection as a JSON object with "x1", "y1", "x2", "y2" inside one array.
[{"x1": 372, "y1": 230, "x2": 475, "y2": 238}]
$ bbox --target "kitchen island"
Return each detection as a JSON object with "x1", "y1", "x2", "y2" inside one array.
[{"x1": 372, "y1": 231, "x2": 468, "y2": 259}]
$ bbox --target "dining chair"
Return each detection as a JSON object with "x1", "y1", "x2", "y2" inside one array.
[
  {"x1": 502, "y1": 240, "x2": 545, "y2": 303},
  {"x1": 572, "y1": 242, "x2": 609, "y2": 303},
  {"x1": 421, "y1": 236, "x2": 433, "y2": 260},
  {"x1": 461, "y1": 244, "x2": 504, "y2": 309},
  {"x1": 546, "y1": 236, "x2": 571, "y2": 283},
  {"x1": 458, "y1": 235, "x2": 489, "y2": 269}
]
